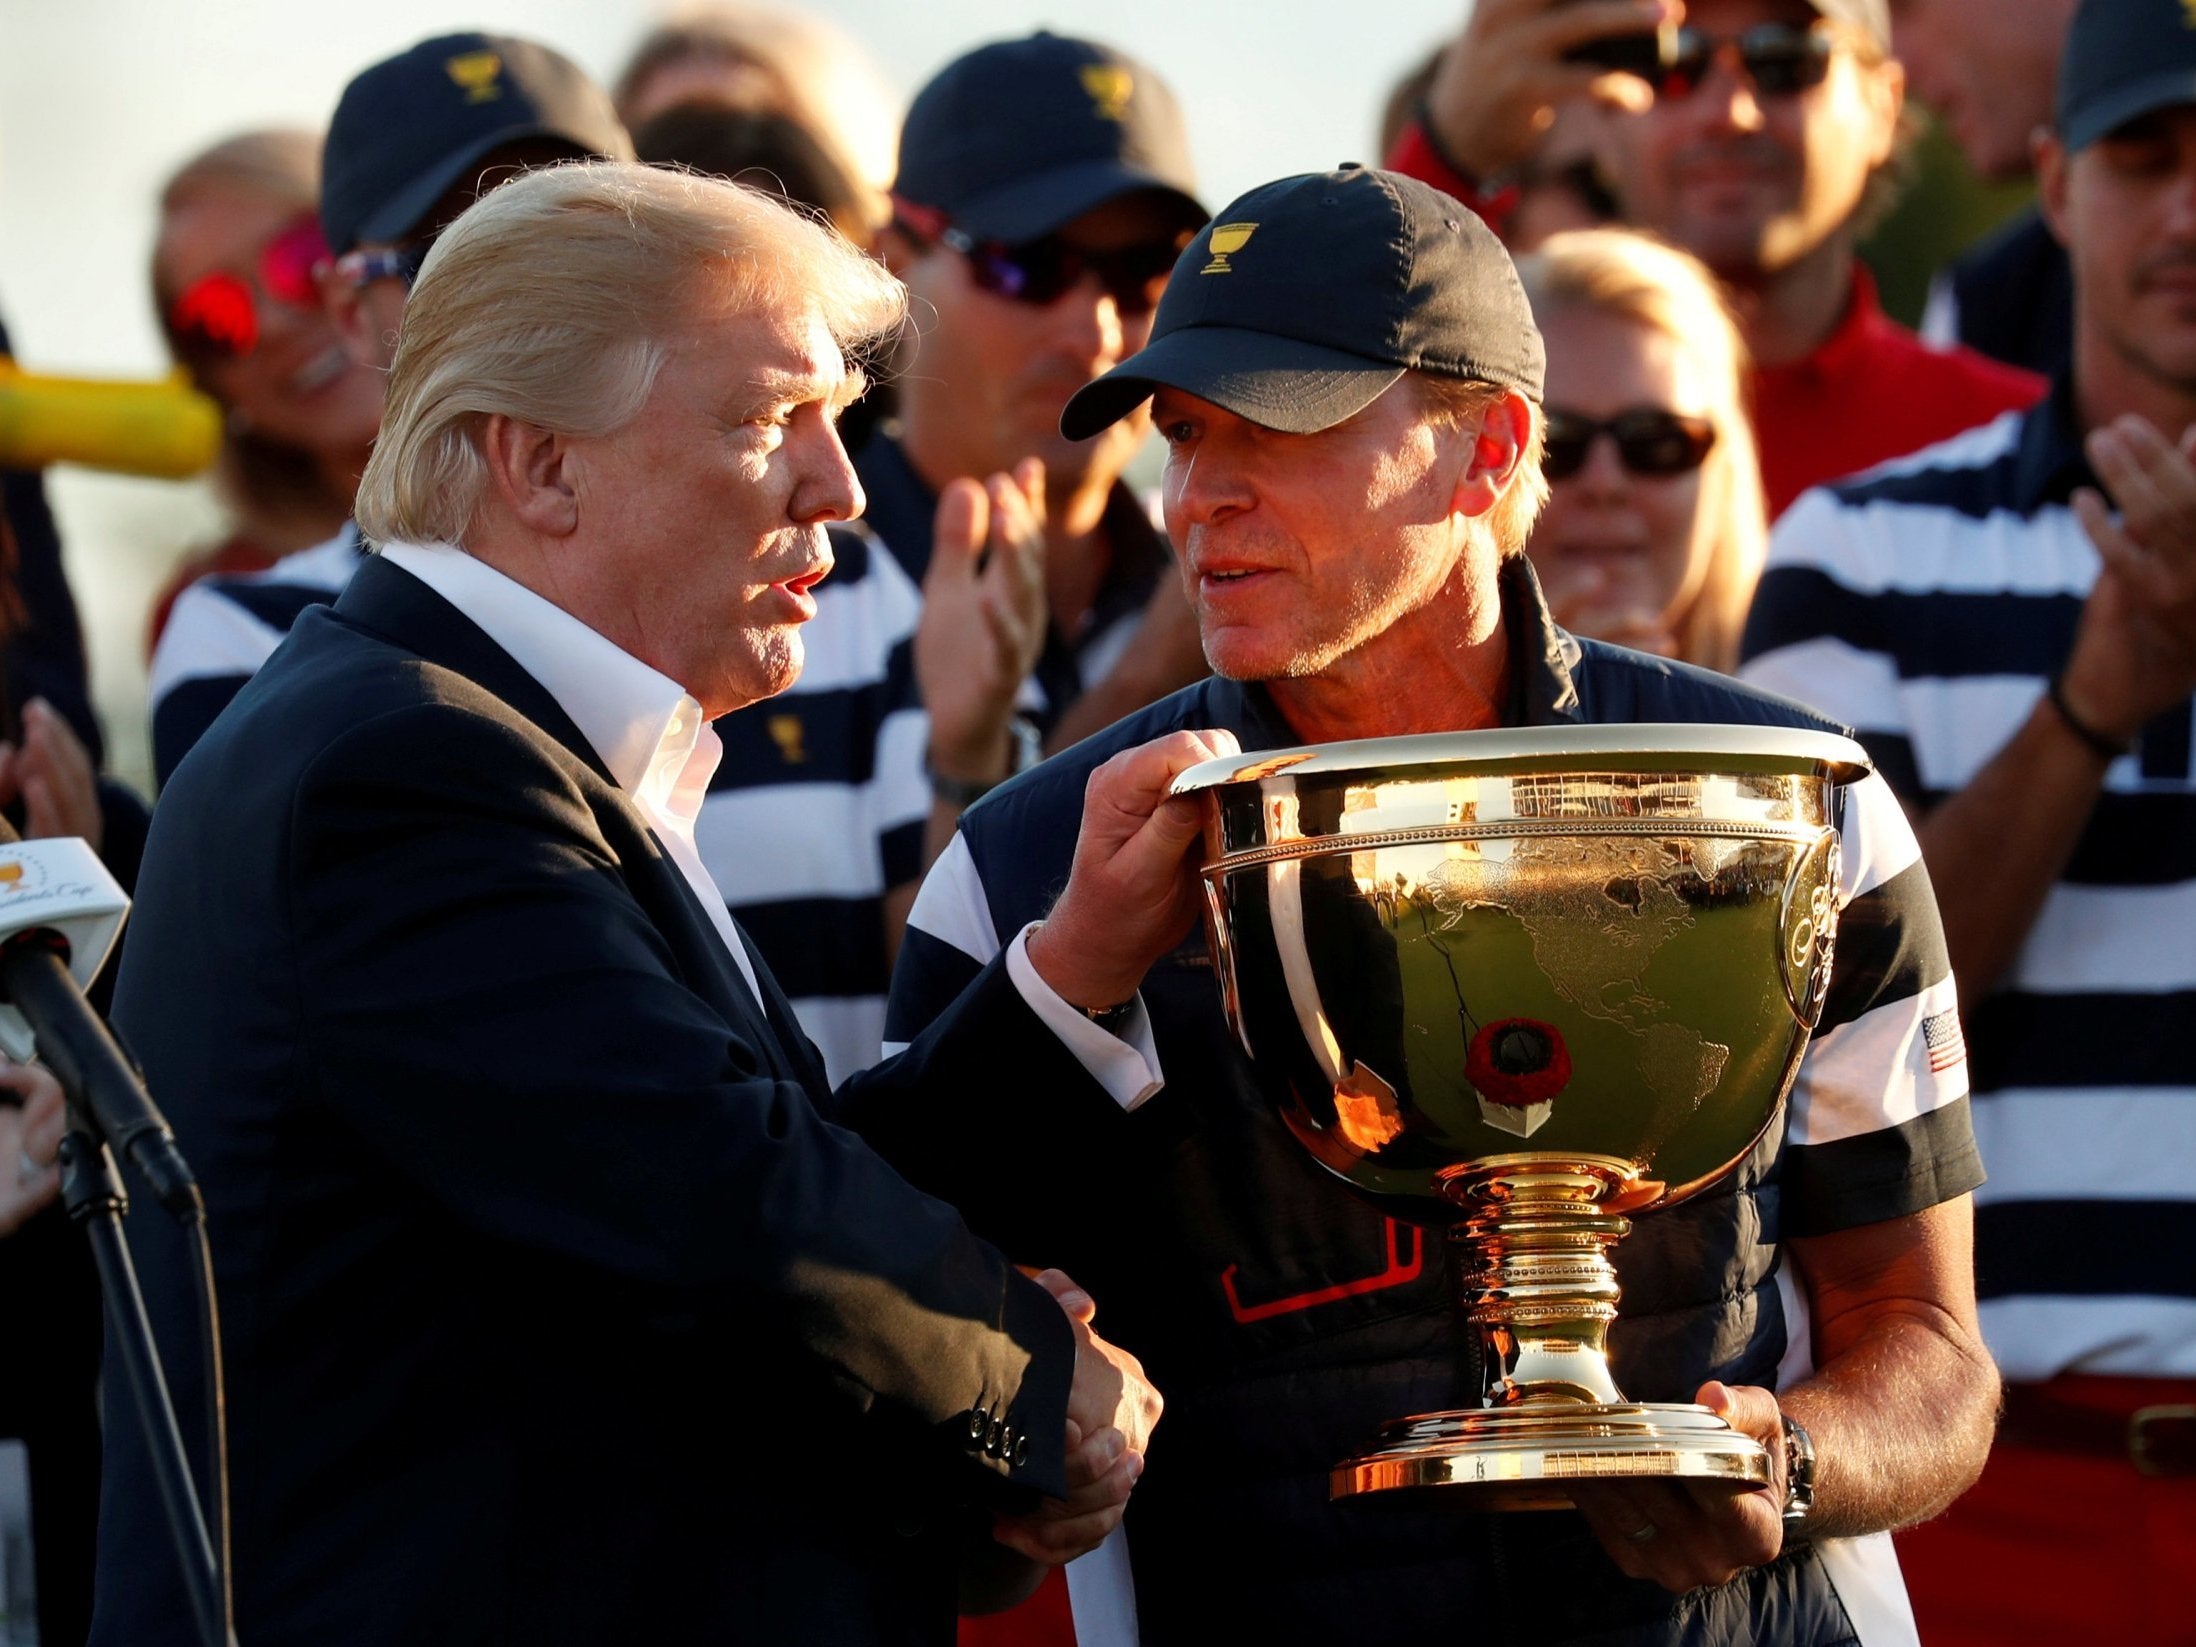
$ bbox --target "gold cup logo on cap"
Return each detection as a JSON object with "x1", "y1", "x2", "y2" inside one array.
[
  {"x1": 1202, "y1": 222, "x2": 1258, "y2": 275},
  {"x1": 445, "y1": 50, "x2": 504, "y2": 103},
  {"x1": 1079, "y1": 64, "x2": 1134, "y2": 121}
]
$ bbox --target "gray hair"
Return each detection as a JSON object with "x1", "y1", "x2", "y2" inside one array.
[{"x1": 355, "y1": 159, "x2": 904, "y2": 546}]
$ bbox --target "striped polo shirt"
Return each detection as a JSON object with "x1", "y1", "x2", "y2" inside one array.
[
  {"x1": 1740, "y1": 388, "x2": 2196, "y2": 1382},
  {"x1": 149, "y1": 520, "x2": 925, "y2": 1087}
]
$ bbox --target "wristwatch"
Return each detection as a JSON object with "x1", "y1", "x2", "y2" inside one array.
[{"x1": 1779, "y1": 1410, "x2": 1817, "y2": 1534}]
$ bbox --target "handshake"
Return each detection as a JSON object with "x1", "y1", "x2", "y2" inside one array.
[{"x1": 973, "y1": 1268, "x2": 1162, "y2": 1603}]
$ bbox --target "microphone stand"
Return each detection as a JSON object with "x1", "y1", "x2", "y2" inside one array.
[{"x1": 3, "y1": 936, "x2": 235, "y2": 1647}]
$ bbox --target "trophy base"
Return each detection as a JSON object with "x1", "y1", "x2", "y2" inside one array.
[{"x1": 1331, "y1": 1402, "x2": 1771, "y2": 1511}]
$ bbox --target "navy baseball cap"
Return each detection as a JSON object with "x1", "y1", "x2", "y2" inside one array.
[
  {"x1": 893, "y1": 32, "x2": 1202, "y2": 243},
  {"x1": 322, "y1": 33, "x2": 632, "y2": 254},
  {"x1": 2057, "y1": 0, "x2": 2196, "y2": 153},
  {"x1": 1062, "y1": 167, "x2": 1545, "y2": 441}
]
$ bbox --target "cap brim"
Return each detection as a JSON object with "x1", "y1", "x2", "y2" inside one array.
[
  {"x1": 1061, "y1": 326, "x2": 1406, "y2": 441},
  {"x1": 2064, "y1": 69, "x2": 2196, "y2": 152},
  {"x1": 349, "y1": 127, "x2": 603, "y2": 249},
  {"x1": 954, "y1": 159, "x2": 1204, "y2": 243}
]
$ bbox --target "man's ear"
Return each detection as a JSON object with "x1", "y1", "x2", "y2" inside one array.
[
  {"x1": 1451, "y1": 390, "x2": 1533, "y2": 521},
  {"x1": 480, "y1": 413, "x2": 579, "y2": 537},
  {"x1": 2036, "y1": 130, "x2": 2073, "y2": 248}
]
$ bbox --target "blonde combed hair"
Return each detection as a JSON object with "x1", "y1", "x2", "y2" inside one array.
[
  {"x1": 1516, "y1": 229, "x2": 1766, "y2": 674},
  {"x1": 356, "y1": 159, "x2": 905, "y2": 546}
]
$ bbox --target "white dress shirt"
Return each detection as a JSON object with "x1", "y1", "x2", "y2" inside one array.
[{"x1": 382, "y1": 541, "x2": 764, "y2": 1004}]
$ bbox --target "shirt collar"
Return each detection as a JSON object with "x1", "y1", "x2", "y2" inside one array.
[{"x1": 376, "y1": 541, "x2": 719, "y2": 814}]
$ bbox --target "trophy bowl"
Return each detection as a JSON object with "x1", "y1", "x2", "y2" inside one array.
[{"x1": 1168, "y1": 723, "x2": 1870, "y2": 1509}]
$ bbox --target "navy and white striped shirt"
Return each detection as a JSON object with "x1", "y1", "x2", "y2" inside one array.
[
  {"x1": 149, "y1": 521, "x2": 926, "y2": 1087},
  {"x1": 1742, "y1": 388, "x2": 2196, "y2": 1381}
]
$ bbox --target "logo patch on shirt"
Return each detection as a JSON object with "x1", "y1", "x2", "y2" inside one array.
[
  {"x1": 1220, "y1": 1216, "x2": 1423, "y2": 1323},
  {"x1": 767, "y1": 713, "x2": 806, "y2": 765},
  {"x1": 1923, "y1": 1008, "x2": 1967, "y2": 1074}
]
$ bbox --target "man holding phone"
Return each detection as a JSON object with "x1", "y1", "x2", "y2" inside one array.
[{"x1": 1390, "y1": 0, "x2": 2042, "y2": 514}]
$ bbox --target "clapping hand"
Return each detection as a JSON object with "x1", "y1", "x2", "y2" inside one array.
[
  {"x1": 917, "y1": 460, "x2": 1050, "y2": 792},
  {"x1": 2062, "y1": 415, "x2": 2196, "y2": 746},
  {"x1": 0, "y1": 698, "x2": 103, "y2": 850}
]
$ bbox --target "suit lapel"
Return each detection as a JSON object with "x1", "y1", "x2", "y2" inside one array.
[
  {"x1": 335, "y1": 555, "x2": 811, "y2": 1090},
  {"x1": 335, "y1": 554, "x2": 614, "y2": 784}
]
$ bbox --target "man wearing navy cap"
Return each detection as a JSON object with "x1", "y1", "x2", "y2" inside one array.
[
  {"x1": 862, "y1": 34, "x2": 1212, "y2": 825},
  {"x1": 870, "y1": 166, "x2": 1995, "y2": 1645},
  {"x1": 1745, "y1": 0, "x2": 2196, "y2": 1636}
]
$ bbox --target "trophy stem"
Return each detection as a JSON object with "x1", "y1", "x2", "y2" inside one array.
[
  {"x1": 1447, "y1": 1162, "x2": 1632, "y2": 1409},
  {"x1": 1325, "y1": 1157, "x2": 1772, "y2": 1507}
]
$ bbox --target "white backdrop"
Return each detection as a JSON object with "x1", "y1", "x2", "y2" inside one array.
[{"x1": 0, "y1": 0, "x2": 1463, "y2": 787}]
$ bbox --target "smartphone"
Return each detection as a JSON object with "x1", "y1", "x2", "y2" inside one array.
[{"x1": 1561, "y1": 21, "x2": 1678, "y2": 83}]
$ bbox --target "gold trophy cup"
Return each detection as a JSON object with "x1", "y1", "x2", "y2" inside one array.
[{"x1": 1169, "y1": 724, "x2": 1868, "y2": 1508}]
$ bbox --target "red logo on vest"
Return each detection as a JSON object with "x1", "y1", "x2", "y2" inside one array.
[{"x1": 1220, "y1": 1217, "x2": 1425, "y2": 1324}]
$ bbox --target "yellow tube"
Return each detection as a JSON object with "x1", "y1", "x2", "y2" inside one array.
[{"x1": 0, "y1": 359, "x2": 222, "y2": 479}]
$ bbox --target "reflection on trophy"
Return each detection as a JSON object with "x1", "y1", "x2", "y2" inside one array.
[
  {"x1": 1201, "y1": 222, "x2": 1258, "y2": 274},
  {"x1": 1170, "y1": 724, "x2": 1868, "y2": 1509}
]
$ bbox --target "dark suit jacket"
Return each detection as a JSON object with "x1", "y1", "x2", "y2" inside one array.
[{"x1": 93, "y1": 555, "x2": 1087, "y2": 1646}]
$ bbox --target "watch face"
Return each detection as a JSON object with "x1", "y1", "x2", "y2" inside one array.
[{"x1": 1781, "y1": 1413, "x2": 1817, "y2": 1518}]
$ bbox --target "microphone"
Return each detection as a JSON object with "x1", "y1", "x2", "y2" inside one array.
[
  {"x1": 0, "y1": 816, "x2": 200, "y2": 1216},
  {"x1": 0, "y1": 357, "x2": 221, "y2": 478}
]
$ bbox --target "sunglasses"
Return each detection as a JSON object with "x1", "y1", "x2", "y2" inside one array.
[
  {"x1": 1543, "y1": 408, "x2": 1718, "y2": 481},
  {"x1": 164, "y1": 212, "x2": 330, "y2": 365},
  {"x1": 1657, "y1": 22, "x2": 1837, "y2": 100},
  {"x1": 893, "y1": 199, "x2": 1184, "y2": 316}
]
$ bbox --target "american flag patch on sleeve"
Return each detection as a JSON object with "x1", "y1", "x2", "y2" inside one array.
[{"x1": 1923, "y1": 1009, "x2": 1967, "y2": 1074}]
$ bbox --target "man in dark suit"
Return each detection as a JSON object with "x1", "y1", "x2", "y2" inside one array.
[{"x1": 92, "y1": 160, "x2": 1226, "y2": 1646}]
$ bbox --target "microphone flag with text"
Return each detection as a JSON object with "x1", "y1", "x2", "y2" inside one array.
[{"x1": 0, "y1": 815, "x2": 199, "y2": 1213}]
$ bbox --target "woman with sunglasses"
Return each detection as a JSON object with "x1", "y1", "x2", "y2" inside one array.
[
  {"x1": 146, "y1": 130, "x2": 384, "y2": 650},
  {"x1": 1518, "y1": 227, "x2": 1766, "y2": 673}
]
